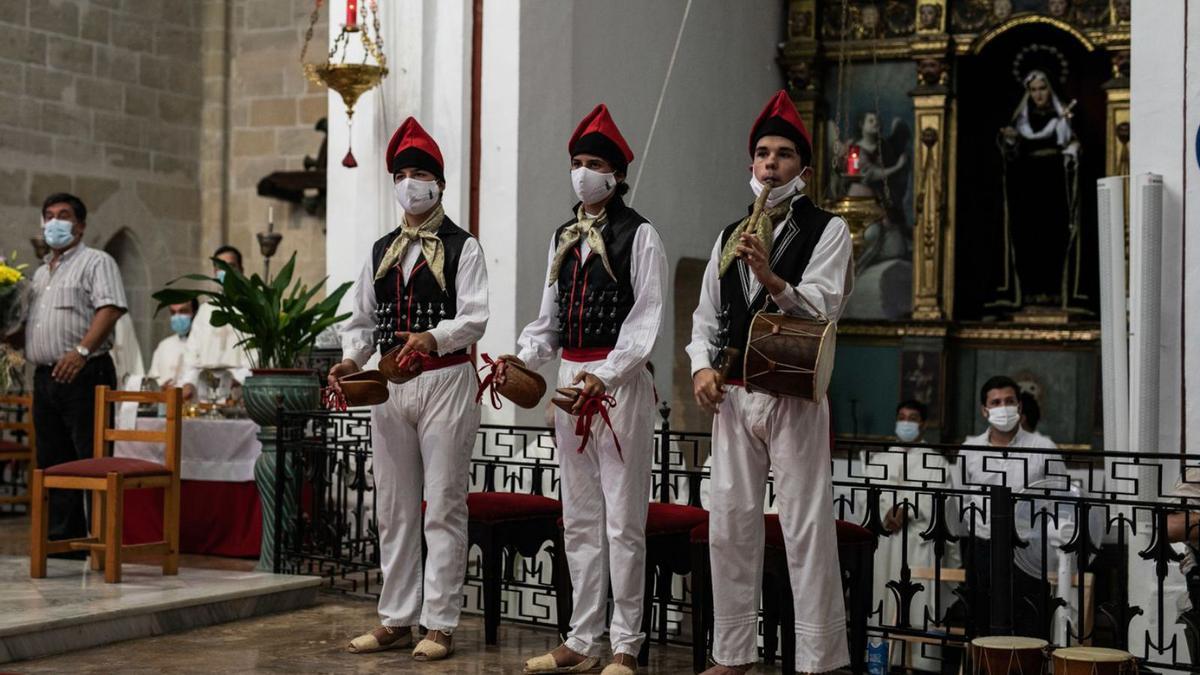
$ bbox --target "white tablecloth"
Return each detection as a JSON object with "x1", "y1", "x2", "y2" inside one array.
[{"x1": 113, "y1": 417, "x2": 262, "y2": 482}]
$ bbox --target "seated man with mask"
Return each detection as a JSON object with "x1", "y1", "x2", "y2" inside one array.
[
  {"x1": 862, "y1": 400, "x2": 959, "y2": 672},
  {"x1": 179, "y1": 246, "x2": 255, "y2": 401},
  {"x1": 955, "y1": 375, "x2": 1057, "y2": 638},
  {"x1": 147, "y1": 299, "x2": 198, "y2": 389}
]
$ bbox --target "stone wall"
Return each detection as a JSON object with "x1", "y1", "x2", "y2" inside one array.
[
  {"x1": 202, "y1": 0, "x2": 328, "y2": 298},
  {"x1": 0, "y1": 0, "x2": 205, "y2": 355},
  {"x1": 0, "y1": 0, "x2": 329, "y2": 363}
]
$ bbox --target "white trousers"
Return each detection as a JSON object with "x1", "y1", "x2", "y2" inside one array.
[
  {"x1": 556, "y1": 360, "x2": 655, "y2": 658},
  {"x1": 708, "y1": 387, "x2": 849, "y2": 673},
  {"x1": 372, "y1": 362, "x2": 479, "y2": 631}
]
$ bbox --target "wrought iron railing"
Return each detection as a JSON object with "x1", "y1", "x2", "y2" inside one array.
[{"x1": 275, "y1": 404, "x2": 1200, "y2": 672}]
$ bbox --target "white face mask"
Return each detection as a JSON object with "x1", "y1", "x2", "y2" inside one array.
[
  {"x1": 895, "y1": 420, "x2": 921, "y2": 443},
  {"x1": 571, "y1": 167, "x2": 617, "y2": 206},
  {"x1": 393, "y1": 177, "x2": 441, "y2": 216},
  {"x1": 749, "y1": 173, "x2": 805, "y2": 209},
  {"x1": 987, "y1": 405, "x2": 1021, "y2": 433}
]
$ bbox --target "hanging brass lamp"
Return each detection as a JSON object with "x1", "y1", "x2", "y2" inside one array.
[
  {"x1": 825, "y1": 145, "x2": 884, "y2": 261},
  {"x1": 300, "y1": 0, "x2": 387, "y2": 168}
]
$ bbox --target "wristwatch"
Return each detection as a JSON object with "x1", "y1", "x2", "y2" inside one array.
[{"x1": 74, "y1": 344, "x2": 90, "y2": 358}]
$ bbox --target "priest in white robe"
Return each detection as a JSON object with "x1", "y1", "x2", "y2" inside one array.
[
  {"x1": 179, "y1": 246, "x2": 254, "y2": 401},
  {"x1": 147, "y1": 300, "x2": 198, "y2": 388}
]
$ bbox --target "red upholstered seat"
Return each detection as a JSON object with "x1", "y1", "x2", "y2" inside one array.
[
  {"x1": 0, "y1": 439, "x2": 28, "y2": 454},
  {"x1": 765, "y1": 515, "x2": 785, "y2": 549},
  {"x1": 689, "y1": 516, "x2": 874, "y2": 548},
  {"x1": 646, "y1": 502, "x2": 708, "y2": 536},
  {"x1": 834, "y1": 519, "x2": 875, "y2": 545},
  {"x1": 44, "y1": 457, "x2": 170, "y2": 478},
  {"x1": 467, "y1": 491, "x2": 561, "y2": 523}
]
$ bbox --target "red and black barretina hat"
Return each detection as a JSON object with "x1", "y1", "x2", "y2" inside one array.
[
  {"x1": 749, "y1": 90, "x2": 812, "y2": 165},
  {"x1": 569, "y1": 104, "x2": 634, "y2": 173},
  {"x1": 386, "y1": 117, "x2": 445, "y2": 181}
]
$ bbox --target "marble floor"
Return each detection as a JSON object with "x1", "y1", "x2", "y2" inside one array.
[
  {"x1": 1, "y1": 514, "x2": 839, "y2": 673},
  {"x1": 15, "y1": 596, "x2": 702, "y2": 673}
]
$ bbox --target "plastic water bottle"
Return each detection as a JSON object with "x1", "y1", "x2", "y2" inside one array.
[{"x1": 867, "y1": 637, "x2": 888, "y2": 675}]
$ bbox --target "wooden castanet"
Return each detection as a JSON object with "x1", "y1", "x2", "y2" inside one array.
[
  {"x1": 970, "y1": 636, "x2": 1049, "y2": 675},
  {"x1": 378, "y1": 344, "x2": 422, "y2": 384},
  {"x1": 495, "y1": 359, "x2": 547, "y2": 409},
  {"x1": 551, "y1": 387, "x2": 580, "y2": 414},
  {"x1": 337, "y1": 370, "x2": 389, "y2": 406},
  {"x1": 743, "y1": 312, "x2": 836, "y2": 401},
  {"x1": 1051, "y1": 647, "x2": 1136, "y2": 675}
]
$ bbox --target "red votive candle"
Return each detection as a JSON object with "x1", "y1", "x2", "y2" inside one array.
[{"x1": 846, "y1": 144, "x2": 861, "y2": 176}]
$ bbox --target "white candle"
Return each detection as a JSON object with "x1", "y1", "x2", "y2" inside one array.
[{"x1": 268, "y1": 206, "x2": 274, "y2": 232}]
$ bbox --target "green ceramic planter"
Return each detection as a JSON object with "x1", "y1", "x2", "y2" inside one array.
[{"x1": 244, "y1": 368, "x2": 320, "y2": 571}]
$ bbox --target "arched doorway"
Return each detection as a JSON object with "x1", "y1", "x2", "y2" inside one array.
[{"x1": 103, "y1": 228, "x2": 152, "y2": 369}]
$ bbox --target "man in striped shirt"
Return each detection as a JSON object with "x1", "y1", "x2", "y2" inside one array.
[{"x1": 25, "y1": 193, "x2": 127, "y2": 544}]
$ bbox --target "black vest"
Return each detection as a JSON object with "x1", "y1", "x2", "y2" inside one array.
[
  {"x1": 370, "y1": 217, "x2": 471, "y2": 357},
  {"x1": 554, "y1": 197, "x2": 644, "y2": 350},
  {"x1": 713, "y1": 196, "x2": 834, "y2": 381}
]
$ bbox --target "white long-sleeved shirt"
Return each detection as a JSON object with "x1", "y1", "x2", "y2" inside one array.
[
  {"x1": 686, "y1": 194, "x2": 855, "y2": 376},
  {"x1": 955, "y1": 427, "x2": 1059, "y2": 541},
  {"x1": 179, "y1": 302, "x2": 254, "y2": 387},
  {"x1": 340, "y1": 232, "x2": 489, "y2": 368},
  {"x1": 147, "y1": 333, "x2": 189, "y2": 386},
  {"x1": 516, "y1": 221, "x2": 667, "y2": 389}
]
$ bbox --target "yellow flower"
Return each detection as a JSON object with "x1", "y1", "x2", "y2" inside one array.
[{"x1": 0, "y1": 264, "x2": 22, "y2": 286}]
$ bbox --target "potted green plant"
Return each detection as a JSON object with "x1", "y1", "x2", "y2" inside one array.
[{"x1": 153, "y1": 253, "x2": 351, "y2": 570}]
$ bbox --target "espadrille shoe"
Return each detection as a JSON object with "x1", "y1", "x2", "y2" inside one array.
[
  {"x1": 347, "y1": 625, "x2": 412, "y2": 653},
  {"x1": 600, "y1": 653, "x2": 638, "y2": 675},
  {"x1": 523, "y1": 650, "x2": 603, "y2": 673},
  {"x1": 412, "y1": 630, "x2": 454, "y2": 661}
]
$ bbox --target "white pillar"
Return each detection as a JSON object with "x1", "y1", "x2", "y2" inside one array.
[
  {"x1": 475, "y1": 1, "x2": 524, "y2": 425},
  {"x1": 1185, "y1": 0, "x2": 1200, "y2": 458},
  {"x1": 1129, "y1": 0, "x2": 1188, "y2": 660}
]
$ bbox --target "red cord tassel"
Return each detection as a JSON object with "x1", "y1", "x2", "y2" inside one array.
[
  {"x1": 475, "y1": 353, "x2": 504, "y2": 410},
  {"x1": 573, "y1": 393, "x2": 622, "y2": 460},
  {"x1": 341, "y1": 147, "x2": 358, "y2": 168},
  {"x1": 322, "y1": 386, "x2": 347, "y2": 411}
]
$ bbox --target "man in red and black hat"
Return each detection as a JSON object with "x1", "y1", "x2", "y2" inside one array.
[
  {"x1": 686, "y1": 90, "x2": 854, "y2": 673},
  {"x1": 329, "y1": 117, "x2": 489, "y2": 662},
  {"x1": 495, "y1": 104, "x2": 666, "y2": 675}
]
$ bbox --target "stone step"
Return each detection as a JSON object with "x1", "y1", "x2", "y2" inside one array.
[{"x1": 0, "y1": 555, "x2": 319, "y2": 664}]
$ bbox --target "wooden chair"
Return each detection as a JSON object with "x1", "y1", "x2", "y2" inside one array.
[
  {"x1": 30, "y1": 386, "x2": 182, "y2": 583},
  {"x1": 0, "y1": 393, "x2": 35, "y2": 507},
  {"x1": 889, "y1": 567, "x2": 968, "y2": 675},
  {"x1": 892, "y1": 567, "x2": 1094, "y2": 674}
]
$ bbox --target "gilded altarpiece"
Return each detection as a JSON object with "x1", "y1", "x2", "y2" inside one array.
[{"x1": 783, "y1": 0, "x2": 1128, "y2": 448}]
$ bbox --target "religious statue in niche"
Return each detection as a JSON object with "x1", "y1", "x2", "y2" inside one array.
[
  {"x1": 827, "y1": 107, "x2": 914, "y2": 320},
  {"x1": 992, "y1": 46, "x2": 1087, "y2": 314}
]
